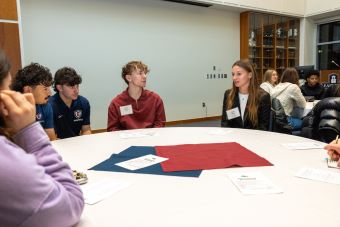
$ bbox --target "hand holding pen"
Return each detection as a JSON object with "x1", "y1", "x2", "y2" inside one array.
[{"x1": 324, "y1": 135, "x2": 340, "y2": 164}]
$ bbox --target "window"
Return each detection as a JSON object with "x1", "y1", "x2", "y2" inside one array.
[{"x1": 317, "y1": 21, "x2": 340, "y2": 70}]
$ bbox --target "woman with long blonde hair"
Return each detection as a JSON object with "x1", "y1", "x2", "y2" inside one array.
[
  {"x1": 221, "y1": 59, "x2": 271, "y2": 130},
  {"x1": 260, "y1": 69, "x2": 278, "y2": 93}
]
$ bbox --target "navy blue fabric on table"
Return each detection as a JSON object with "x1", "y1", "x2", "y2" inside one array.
[{"x1": 89, "y1": 146, "x2": 202, "y2": 178}]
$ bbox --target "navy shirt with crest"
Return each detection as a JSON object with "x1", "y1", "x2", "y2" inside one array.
[
  {"x1": 49, "y1": 93, "x2": 91, "y2": 139},
  {"x1": 36, "y1": 104, "x2": 54, "y2": 129}
]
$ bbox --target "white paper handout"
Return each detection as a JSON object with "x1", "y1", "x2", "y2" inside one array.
[
  {"x1": 227, "y1": 172, "x2": 283, "y2": 195},
  {"x1": 81, "y1": 178, "x2": 131, "y2": 205},
  {"x1": 115, "y1": 154, "x2": 168, "y2": 171},
  {"x1": 281, "y1": 142, "x2": 324, "y2": 150},
  {"x1": 327, "y1": 158, "x2": 340, "y2": 169},
  {"x1": 118, "y1": 130, "x2": 157, "y2": 139},
  {"x1": 295, "y1": 167, "x2": 340, "y2": 185}
]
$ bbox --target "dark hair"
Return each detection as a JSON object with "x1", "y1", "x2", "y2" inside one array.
[
  {"x1": 53, "y1": 67, "x2": 82, "y2": 92},
  {"x1": 306, "y1": 70, "x2": 320, "y2": 79},
  {"x1": 11, "y1": 63, "x2": 53, "y2": 92},
  {"x1": 121, "y1": 61, "x2": 150, "y2": 84},
  {"x1": 228, "y1": 59, "x2": 259, "y2": 127},
  {"x1": 280, "y1": 67, "x2": 299, "y2": 85},
  {"x1": 0, "y1": 49, "x2": 11, "y2": 138},
  {"x1": 0, "y1": 49, "x2": 11, "y2": 87}
]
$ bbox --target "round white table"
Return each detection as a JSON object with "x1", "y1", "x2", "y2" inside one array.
[{"x1": 52, "y1": 127, "x2": 340, "y2": 227}]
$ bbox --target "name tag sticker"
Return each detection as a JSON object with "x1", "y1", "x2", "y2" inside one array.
[
  {"x1": 120, "y1": 105, "x2": 133, "y2": 116},
  {"x1": 226, "y1": 107, "x2": 240, "y2": 120}
]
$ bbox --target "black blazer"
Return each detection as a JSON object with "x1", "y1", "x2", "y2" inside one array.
[{"x1": 221, "y1": 89, "x2": 271, "y2": 130}]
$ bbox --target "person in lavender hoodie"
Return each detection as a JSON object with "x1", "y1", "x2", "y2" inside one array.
[{"x1": 0, "y1": 49, "x2": 84, "y2": 227}]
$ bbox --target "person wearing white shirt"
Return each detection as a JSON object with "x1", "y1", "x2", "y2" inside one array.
[
  {"x1": 221, "y1": 59, "x2": 271, "y2": 130},
  {"x1": 271, "y1": 67, "x2": 306, "y2": 130},
  {"x1": 260, "y1": 69, "x2": 278, "y2": 94}
]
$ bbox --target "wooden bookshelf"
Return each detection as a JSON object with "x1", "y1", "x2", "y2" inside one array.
[{"x1": 240, "y1": 12, "x2": 300, "y2": 83}]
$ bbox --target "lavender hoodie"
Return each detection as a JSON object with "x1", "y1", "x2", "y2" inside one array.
[{"x1": 0, "y1": 122, "x2": 84, "y2": 227}]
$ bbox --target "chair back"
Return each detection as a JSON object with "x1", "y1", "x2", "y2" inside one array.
[{"x1": 271, "y1": 98, "x2": 293, "y2": 134}]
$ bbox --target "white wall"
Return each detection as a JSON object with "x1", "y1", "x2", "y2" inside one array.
[
  {"x1": 196, "y1": 0, "x2": 305, "y2": 16},
  {"x1": 305, "y1": 0, "x2": 340, "y2": 17},
  {"x1": 20, "y1": 0, "x2": 239, "y2": 129},
  {"x1": 299, "y1": 17, "x2": 317, "y2": 66}
]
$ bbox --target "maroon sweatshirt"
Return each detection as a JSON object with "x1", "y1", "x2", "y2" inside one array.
[{"x1": 107, "y1": 89, "x2": 166, "y2": 131}]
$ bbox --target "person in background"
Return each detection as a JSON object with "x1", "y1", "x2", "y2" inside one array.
[
  {"x1": 221, "y1": 59, "x2": 271, "y2": 130},
  {"x1": 49, "y1": 67, "x2": 91, "y2": 139},
  {"x1": 0, "y1": 49, "x2": 84, "y2": 227},
  {"x1": 271, "y1": 67, "x2": 306, "y2": 130},
  {"x1": 260, "y1": 69, "x2": 278, "y2": 94},
  {"x1": 11, "y1": 63, "x2": 57, "y2": 140},
  {"x1": 324, "y1": 140, "x2": 340, "y2": 168},
  {"x1": 300, "y1": 70, "x2": 324, "y2": 100},
  {"x1": 107, "y1": 60, "x2": 166, "y2": 131}
]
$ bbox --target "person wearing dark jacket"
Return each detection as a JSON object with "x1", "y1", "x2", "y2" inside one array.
[
  {"x1": 221, "y1": 59, "x2": 271, "y2": 130},
  {"x1": 300, "y1": 70, "x2": 324, "y2": 100},
  {"x1": 301, "y1": 97, "x2": 340, "y2": 143}
]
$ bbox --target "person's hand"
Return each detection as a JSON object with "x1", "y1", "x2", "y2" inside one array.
[
  {"x1": 0, "y1": 90, "x2": 35, "y2": 134},
  {"x1": 324, "y1": 140, "x2": 340, "y2": 161}
]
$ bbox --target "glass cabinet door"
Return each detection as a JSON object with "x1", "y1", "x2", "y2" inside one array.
[{"x1": 241, "y1": 12, "x2": 300, "y2": 82}]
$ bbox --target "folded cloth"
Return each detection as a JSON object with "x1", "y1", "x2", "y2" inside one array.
[
  {"x1": 89, "y1": 146, "x2": 202, "y2": 178},
  {"x1": 155, "y1": 142, "x2": 272, "y2": 172}
]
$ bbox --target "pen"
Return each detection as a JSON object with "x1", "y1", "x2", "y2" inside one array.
[{"x1": 331, "y1": 135, "x2": 340, "y2": 161}]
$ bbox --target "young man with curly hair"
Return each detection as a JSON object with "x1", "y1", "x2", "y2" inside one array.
[{"x1": 11, "y1": 63, "x2": 57, "y2": 140}]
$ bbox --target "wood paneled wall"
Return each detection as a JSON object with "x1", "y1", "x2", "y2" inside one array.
[
  {"x1": 0, "y1": 23, "x2": 21, "y2": 76},
  {"x1": 0, "y1": 0, "x2": 21, "y2": 76},
  {"x1": 0, "y1": 0, "x2": 18, "y2": 20}
]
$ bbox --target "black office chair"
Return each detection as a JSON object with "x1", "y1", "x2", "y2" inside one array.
[
  {"x1": 318, "y1": 109, "x2": 340, "y2": 143},
  {"x1": 301, "y1": 98, "x2": 340, "y2": 142},
  {"x1": 271, "y1": 98, "x2": 293, "y2": 134},
  {"x1": 269, "y1": 108, "x2": 276, "y2": 132}
]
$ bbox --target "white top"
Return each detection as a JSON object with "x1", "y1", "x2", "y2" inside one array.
[
  {"x1": 238, "y1": 92, "x2": 248, "y2": 121},
  {"x1": 260, "y1": 81, "x2": 274, "y2": 94},
  {"x1": 270, "y1": 82, "x2": 306, "y2": 117},
  {"x1": 52, "y1": 127, "x2": 338, "y2": 227}
]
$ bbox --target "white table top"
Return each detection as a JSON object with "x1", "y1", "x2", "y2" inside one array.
[{"x1": 52, "y1": 127, "x2": 340, "y2": 227}]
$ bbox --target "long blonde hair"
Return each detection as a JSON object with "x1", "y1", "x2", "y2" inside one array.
[
  {"x1": 227, "y1": 59, "x2": 259, "y2": 127},
  {"x1": 263, "y1": 69, "x2": 278, "y2": 85}
]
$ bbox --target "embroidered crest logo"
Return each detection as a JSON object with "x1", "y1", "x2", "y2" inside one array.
[
  {"x1": 36, "y1": 113, "x2": 42, "y2": 120},
  {"x1": 74, "y1": 110, "x2": 82, "y2": 119}
]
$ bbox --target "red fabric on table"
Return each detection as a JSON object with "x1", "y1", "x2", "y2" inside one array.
[{"x1": 155, "y1": 142, "x2": 272, "y2": 172}]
